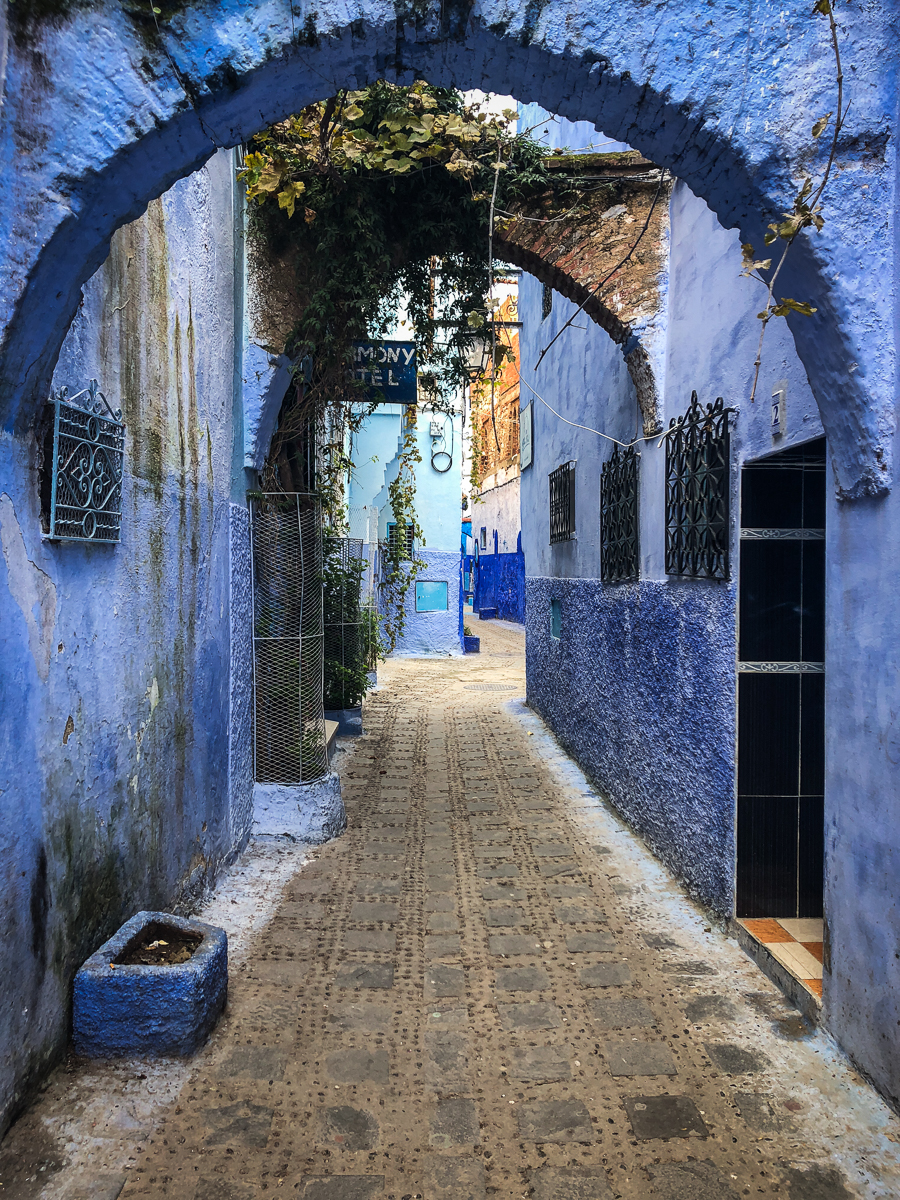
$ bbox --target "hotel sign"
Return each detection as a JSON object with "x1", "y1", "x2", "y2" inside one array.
[{"x1": 352, "y1": 341, "x2": 417, "y2": 403}]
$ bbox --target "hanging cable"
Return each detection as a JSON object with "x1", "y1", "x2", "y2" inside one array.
[{"x1": 519, "y1": 376, "x2": 667, "y2": 451}]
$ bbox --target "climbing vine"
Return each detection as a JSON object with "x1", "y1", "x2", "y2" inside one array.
[
  {"x1": 239, "y1": 81, "x2": 558, "y2": 651},
  {"x1": 740, "y1": 0, "x2": 849, "y2": 403}
]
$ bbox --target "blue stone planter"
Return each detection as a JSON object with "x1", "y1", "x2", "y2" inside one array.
[
  {"x1": 464, "y1": 635, "x2": 481, "y2": 654},
  {"x1": 73, "y1": 911, "x2": 227, "y2": 1057},
  {"x1": 478, "y1": 607, "x2": 498, "y2": 620}
]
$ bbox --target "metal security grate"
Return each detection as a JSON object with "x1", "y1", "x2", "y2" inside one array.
[
  {"x1": 47, "y1": 380, "x2": 125, "y2": 542},
  {"x1": 463, "y1": 683, "x2": 518, "y2": 691},
  {"x1": 601, "y1": 444, "x2": 639, "y2": 582},
  {"x1": 250, "y1": 494, "x2": 328, "y2": 784},
  {"x1": 549, "y1": 461, "x2": 576, "y2": 544},
  {"x1": 665, "y1": 392, "x2": 733, "y2": 580},
  {"x1": 323, "y1": 535, "x2": 376, "y2": 710},
  {"x1": 387, "y1": 522, "x2": 415, "y2": 559}
]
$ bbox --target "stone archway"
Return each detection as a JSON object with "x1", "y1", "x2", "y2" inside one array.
[{"x1": 0, "y1": 0, "x2": 893, "y2": 498}]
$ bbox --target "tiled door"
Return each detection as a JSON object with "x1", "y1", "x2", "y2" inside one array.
[{"x1": 736, "y1": 439, "x2": 826, "y2": 918}]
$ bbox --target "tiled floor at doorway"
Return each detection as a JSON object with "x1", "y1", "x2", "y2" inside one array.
[{"x1": 738, "y1": 918, "x2": 824, "y2": 998}]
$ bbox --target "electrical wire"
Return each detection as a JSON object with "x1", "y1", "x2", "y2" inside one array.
[{"x1": 518, "y1": 376, "x2": 666, "y2": 451}]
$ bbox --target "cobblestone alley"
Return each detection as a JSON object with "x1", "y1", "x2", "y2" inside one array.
[{"x1": 3, "y1": 618, "x2": 899, "y2": 1200}]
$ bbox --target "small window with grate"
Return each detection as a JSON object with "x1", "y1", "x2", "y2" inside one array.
[
  {"x1": 479, "y1": 526, "x2": 487, "y2": 549},
  {"x1": 541, "y1": 283, "x2": 553, "y2": 321},
  {"x1": 387, "y1": 522, "x2": 415, "y2": 559},
  {"x1": 665, "y1": 391, "x2": 734, "y2": 580},
  {"x1": 549, "y1": 461, "x2": 576, "y2": 544},
  {"x1": 601, "y1": 444, "x2": 639, "y2": 582}
]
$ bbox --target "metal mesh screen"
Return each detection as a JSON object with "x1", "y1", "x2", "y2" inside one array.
[
  {"x1": 323, "y1": 535, "x2": 370, "y2": 710},
  {"x1": 250, "y1": 494, "x2": 328, "y2": 783}
]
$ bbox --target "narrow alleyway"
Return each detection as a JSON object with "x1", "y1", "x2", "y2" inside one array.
[{"x1": 3, "y1": 618, "x2": 899, "y2": 1200}]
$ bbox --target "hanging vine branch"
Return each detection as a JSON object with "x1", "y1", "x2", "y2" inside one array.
[{"x1": 741, "y1": 0, "x2": 849, "y2": 403}]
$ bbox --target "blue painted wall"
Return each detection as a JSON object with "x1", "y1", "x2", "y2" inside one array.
[
  {"x1": 520, "y1": 166, "x2": 825, "y2": 912},
  {"x1": 349, "y1": 404, "x2": 464, "y2": 656},
  {"x1": 0, "y1": 151, "x2": 251, "y2": 1132}
]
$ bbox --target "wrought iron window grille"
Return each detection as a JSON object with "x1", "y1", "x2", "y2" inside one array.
[
  {"x1": 387, "y1": 522, "x2": 415, "y2": 559},
  {"x1": 665, "y1": 391, "x2": 734, "y2": 580},
  {"x1": 46, "y1": 380, "x2": 125, "y2": 543},
  {"x1": 601, "y1": 444, "x2": 639, "y2": 582},
  {"x1": 549, "y1": 460, "x2": 576, "y2": 544}
]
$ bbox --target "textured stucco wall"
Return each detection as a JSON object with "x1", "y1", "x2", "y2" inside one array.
[
  {"x1": 387, "y1": 549, "x2": 463, "y2": 657},
  {"x1": 0, "y1": 151, "x2": 247, "y2": 1134},
  {"x1": 473, "y1": 475, "x2": 520, "y2": 554},
  {"x1": 526, "y1": 576, "x2": 737, "y2": 913}
]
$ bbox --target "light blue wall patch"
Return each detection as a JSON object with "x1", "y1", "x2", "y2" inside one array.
[{"x1": 416, "y1": 580, "x2": 449, "y2": 612}]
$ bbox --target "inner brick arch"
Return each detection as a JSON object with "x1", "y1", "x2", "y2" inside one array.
[{"x1": 0, "y1": 0, "x2": 892, "y2": 496}]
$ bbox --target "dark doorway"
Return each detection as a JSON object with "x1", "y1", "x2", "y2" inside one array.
[{"x1": 736, "y1": 438, "x2": 826, "y2": 919}]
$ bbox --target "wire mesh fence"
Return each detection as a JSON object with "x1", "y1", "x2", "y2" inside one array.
[
  {"x1": 250, "y1": 493, "x2": 328, "y2": 784},
  {"x1": 323, "y1": 506, "x2": 379, "y2": 710}
]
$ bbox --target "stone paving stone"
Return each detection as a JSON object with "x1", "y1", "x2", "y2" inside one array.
[
  {"x1": 546, "y1": 883, "x2": 592, "y2": 898},
  {"x1": 425, "y1": 875, "x2": 456, "y2": 891},
  {"x1": 345, "y1": 931, "x2": 396, "y2": 952},
  {"x1": 664, "y1": 959, "x2": 717, "y2": 976},
  {"x1": 481, "y1": 885, "x2": 528, "y2": 900},
  {"x1": 214, "y1": 1045, "x2": 287, "y2": 1080},
  {"x1": 532, "y1": 843, "x2": 575, "y2": 857},
  {"x1": 604, "y1": 1039, "x2": 678, "y2": 1076},
  {"x1": 202, "y1": 1100, "x2": 273, "y2": 1146},
  {"x1": 472, "y1": 845, "x2": 514, "y2": 858},
  {"x1": 517, "y1": 1099, "x2": 594, "y2": 1143},
  {"x1": 539, "y1": 860, "x2": 582, "y2": 877},
  {"x1": 495, "y1": 965, "x2": 551, "y2": 992},
  {"x1": 704, "y1": 1043, "x2": 769, "y2": 1073},
  {"x1": 427, "y1": 912, "x2": 460, "y2": 932},
  {"x1": 554, "y1": 904, "x2": 607, "y2": 924},
  {"x1": 361, "y1": 861, "x2": 403, "y2": 877},
  {"x1": 424, "y1": 894, "x2": 456, "y2": 912},
  {"x1": 320, "y1": 1105, "x2": 380, "y2": 1151},
  {"x1": 424, "y1": 1031, "x2": 469, "y2": 1090},
  {"x1": 586, "y1": 996, "x2": 658, "y2": 1029},
  {"x1": 506, "y1": 1045, "x2": 571, "y2": 1082},
  {"x1": 425, "y1": 966, "x2": 466, "y2": 997},
  {"x1": 497, "y1": 1002, "x2": 562, "y2": 1030},
  {"x1": 423, "y1": 1155, "x2": 485, "y2": 1199},
  {"x1": 468, "y1": 803, "x2": 497, "y2": 813},
  {"x1": 684, "y1": 995, "x2": 738, "y2": 1023},
  {"x1": 349, "y1": 901, "x2": 400, "y2": 923},
  {"x1": 733, "y1": 1092, "x2": 787, "y2": 1132},
  {"x1": 327, "y1": 1003, "x2": 393, "y2": 1032},
  {"x1": 325, "y1": 1048, "x2": 390, "y2": 1085},
  {"x1": 365, "y1": 841, "x2": 405, "y2": 855},
  {"x1": 578, "y1": 962, "x2": 631, "y2": 988},
  {"x1": 530, "y1": 1167, "x2": 613, "y2": 1199},
  {"x1": 426, "y1": 1007, "x2": 468, "y2": 1027},
  {"x1": 484, "y1": 906, "x2": 528, "y2": 927},
  {"x1": 477, "y1": 863, "x2": 518, "y2": 878},
  {"x1": 298, "y1": 1177, "x2": 385, "y2": 1200},
  {"x1": 426, "y1": 934, "x2": 462, "y2": 956},
  {"x1": 192, "y1": 1181, "x2": 255, "y2": 1200},
  {"x1": 643, "y1": 1160, "x2": 740, "y2": 1199},
  {"x1": 488, "y1": 934, "x2": 543, "y2": 956},
  {"x1": 333, "y1": 962, "x2": 394, "y2": 989},
  {"x1": 429, "y1": 1098, "x2": 481, "y2": 1147},
  {"x1": 624, "y1": 1094, "x2": 709, "y2": 1139},
  {"x1": 643, "y1": 931, "x2": 681, "y2": 949},
  {"x1": 566, "y1": 931, "x2": 617, "y2": 953}
]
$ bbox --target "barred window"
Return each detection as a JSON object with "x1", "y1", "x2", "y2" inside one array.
[
  {"x1": 601, "y1": 444, "x2": 639, "y2": 582},
  {"x1": 387, "y1": 522, "x2": 415, "y2": 559},
  {"x1": 43, "y1": 380, "x2": 125, "y2": 543},
  {"x1": 480, "y1": 526, "x2": 487, "y2": 549},
  {"x1": 665, "y1": 392, "x2": 733, "y2": 580},
  {"x1": 549, "y1": 461, "x2": 576, "y2": 544}
]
